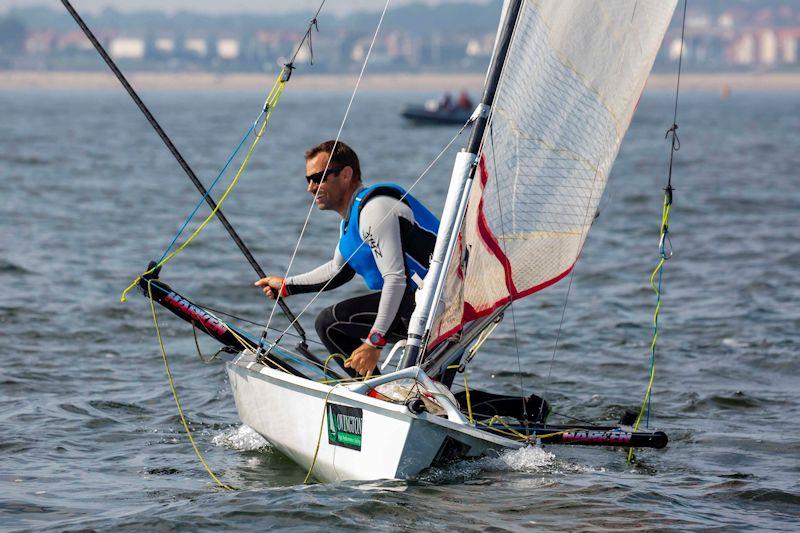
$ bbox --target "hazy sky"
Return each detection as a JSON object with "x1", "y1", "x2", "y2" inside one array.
[{"x1": 0, "y1": 0, "x2": 488, "y2": 16}]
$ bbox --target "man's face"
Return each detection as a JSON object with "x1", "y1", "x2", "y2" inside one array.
[{"x1": 305, "y1": 151, "x2": 353, "y2": 212}]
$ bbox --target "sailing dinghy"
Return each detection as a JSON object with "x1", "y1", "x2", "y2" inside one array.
[
  {"x1": 223, "y1": 0, "x2": 678, "y2": 481},
  {"x1": 65, "y1": 0, "x2": 678, "y2": 483}
]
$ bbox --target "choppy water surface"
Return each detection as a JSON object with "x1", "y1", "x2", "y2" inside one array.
[{"x1": 1, "y1": 87, "x2": 798, "y2": 530}]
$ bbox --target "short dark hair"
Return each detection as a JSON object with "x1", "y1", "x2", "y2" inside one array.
[{"x1": 305, "y1": 140, "x2": 361, "y2": 182}]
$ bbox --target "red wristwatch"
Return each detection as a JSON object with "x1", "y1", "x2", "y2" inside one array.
[{"x1": 367, "y1": 330, "x2": 386, "y2": 348}]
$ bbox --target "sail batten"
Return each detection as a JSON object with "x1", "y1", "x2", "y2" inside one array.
[{"x1": 428, "y1": 0, "x2": 677, "y2": 349}]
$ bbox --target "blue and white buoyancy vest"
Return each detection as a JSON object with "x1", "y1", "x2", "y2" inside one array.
[{"x1": 338, "y1": 183, "x2": 440, "y2": 291}]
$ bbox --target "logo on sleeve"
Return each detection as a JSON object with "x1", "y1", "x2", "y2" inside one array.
[{"x1": 363, "y1": 227, "x2": 382, "y2": 257}]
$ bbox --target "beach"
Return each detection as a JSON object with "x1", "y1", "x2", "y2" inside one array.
[{"x1": 1, "y1": 70, "x2": 799, "y2": 92}]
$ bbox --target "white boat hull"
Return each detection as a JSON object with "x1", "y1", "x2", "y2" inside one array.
[{"x1": 226, "y1": 354, "x2": 520, "y2": 482}]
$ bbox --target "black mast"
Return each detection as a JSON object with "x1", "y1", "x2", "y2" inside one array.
[
  {"x1": 464, "y1": 0, "x2": 522, "y2": 157},
  {"x1": 60, "y1": 0, "x2": 306, "y2": 343},
  {"x1": 403, "y1": 0, "x2": 523, "y2": 369}
]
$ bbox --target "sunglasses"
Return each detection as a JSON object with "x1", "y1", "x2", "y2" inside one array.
[{"x1": 305, "y1": 166, "x2": 345, "y2": 184}]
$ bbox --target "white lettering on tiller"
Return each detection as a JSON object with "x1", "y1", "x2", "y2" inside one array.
[
  {"x1": 164, "y1": 292, "x2": 228, "y2": 337},
  {"x1": 336, "y1": 413, "x2": 362, "y2": 435}
]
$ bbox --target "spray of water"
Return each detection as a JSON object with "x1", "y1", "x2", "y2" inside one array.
[{"x1": 212, "y1": 424, "x2": 270, "y2": 451}]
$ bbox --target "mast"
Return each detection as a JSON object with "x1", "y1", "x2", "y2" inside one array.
[{"x1": 401, "y1": 0, "x2": 523, "y2": 369}]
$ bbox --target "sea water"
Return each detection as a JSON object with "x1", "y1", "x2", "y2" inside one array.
[{"x1": 1, "y1": 88, "x2": 798, "y2": 529}]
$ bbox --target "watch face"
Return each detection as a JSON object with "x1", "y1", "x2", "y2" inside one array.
[{"x1": 369, "y1": 332, "x2": 384, "y2": 346}]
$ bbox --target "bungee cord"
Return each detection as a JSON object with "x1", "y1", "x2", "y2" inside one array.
[{"x1": 628, "y1": 0, "x2": 687, "y2": 464}]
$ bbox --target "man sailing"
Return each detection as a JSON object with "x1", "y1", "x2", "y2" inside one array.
[{"x1": 255, "y1": 141, "x2": 439, "y2": 377}]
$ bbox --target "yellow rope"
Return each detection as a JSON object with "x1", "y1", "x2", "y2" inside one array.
[
  {"x1": 121, "y1": 71, "x2": 289, "y2": 302},
  {"x1": 628, "y1": 195, "x2": 671, "y2": 463},
  {"x1": 477, "y1": 416, "x2": 580, "y2": 443},
  {"x1": 445, "y1": 366, "x2": 584, "y2": 444},
  {"x1": 463, "y1": 369, "x2": 474, "y2": 424},
  {"x1": 322, "y1": 353, "x2": 346, "y2": 378},
  {"x1": 304, "y1": 384, "x2": 340, "y2": 484},
  {"x1": 146, "y1": 282, "x2": 235, "y2": 490}
]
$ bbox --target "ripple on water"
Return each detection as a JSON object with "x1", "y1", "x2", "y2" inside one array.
[
  {"x1": 0, "y1": 260, "x2": 33, "y2": 275},
  {"x1": 2, "y1": 90, "x2": 799, "y2": 530}
]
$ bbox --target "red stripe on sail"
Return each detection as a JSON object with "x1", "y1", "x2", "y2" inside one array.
[
  {"x1": 427, "y1": 263, "x2": 575, "y2": 349},
  {"x1": 475, "y1": 156, "x2": 518, "y2": 295}
]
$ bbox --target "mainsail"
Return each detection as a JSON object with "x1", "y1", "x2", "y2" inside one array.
[{"x1": 428, "y1": 0, "x2": 677, "y2": 348}]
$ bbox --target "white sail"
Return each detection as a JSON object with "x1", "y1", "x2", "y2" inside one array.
[{"x1": 429, "y1": 0, "x2": 677, "y2": 348}]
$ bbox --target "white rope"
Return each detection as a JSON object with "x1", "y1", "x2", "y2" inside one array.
[
  {"x1": 262, "y1": 0, "x2": 393, "y2": 341},
  {"x1": 272, "y1": 117, "x2": 474, "y2": 346}
]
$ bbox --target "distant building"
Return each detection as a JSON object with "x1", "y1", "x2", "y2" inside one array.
[
  {"x1": 8, "y1": 1, "x2": 800, "y2": 75},
  {"x1": 25, "y1": 30, "x2": 56, "y2": 55},
  {"x1": 216, "y1": 38, "x2": 240, "y2": 60},
  {"x1": 184, "y1": 38, "x2": 208, "y2": 58},
  {"x1": 778, "y1": 30, "x2": 799, "y2": 64},
  {"x1": 465, "y1": 35, "x2": 493, "y2": 58},
  {"x1": 668, "y1": 38, "x2": 684, "y2": 61},
  {"x1": 57, "y1": 30, "x2": 94, "y2": 52},
  {"x1": 154, "y1": 37, "x2": 175, "y2": 54},
  {"x1": 718, "y1": 13, "x2": 735, "y2": 30},
  {"x1": 758, "y1": 30, "x2": 779, "y2": 65},
  {"x1": 109, "y1": 37, "x2": 145, "y2": 60},
  {"x1": 730, "y1": 33, "x2": 756, "y2": 65}
]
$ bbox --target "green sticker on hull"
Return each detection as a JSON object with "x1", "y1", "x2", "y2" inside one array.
[{"x1": 327, "y1": 403, "x2": 363, "y2": 451}]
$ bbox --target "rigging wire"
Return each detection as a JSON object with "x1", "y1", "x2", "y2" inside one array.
[
  {"x1": 628, "y1": 0, "x2": 687, "y2": 463},
  {"x1": 120, "y1": 71, "x2": 290, "y2": 302},
  {"x1": 190, "y1": 302, "x2": 327, "y2": 347},
  {"x1": 287, "y1": 0, "x2": 327, "y2": 66},
  {"x1": 114, "y1": 2, "x2": 329, "y2": 339},
  {"x1": 155, "y1": 0, "x2": 324, "y2": 268},
  {"x1": 487, "y1": 122, "x2": 528, "y2": 420},
  {"x1": 157, "y1": 118, "x2": 262, "y2": 265},
  {"x1": 270, "y1": 0, "x2": 523, "y2": 362},
  {"x1": 259, "y1": 0, "x2": 393, "y2": 351},
  {"x1": 537, "y1": 161, "x2": 603, "y2": 421}
]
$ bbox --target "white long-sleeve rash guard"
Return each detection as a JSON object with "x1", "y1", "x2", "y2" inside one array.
[{"x1": 284, "y1": 194, "x2": 414, "y2": 336}]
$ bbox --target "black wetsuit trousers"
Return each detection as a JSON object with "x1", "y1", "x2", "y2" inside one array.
[{"x1": 314, "y1": 289, "x2": 415, "y2": 368}]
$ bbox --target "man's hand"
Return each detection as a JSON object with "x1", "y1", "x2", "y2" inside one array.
[
  {"x1": 345, "y1": 343, "x2": 381, "y2": 377},
  {"x1": 254, "y1": 276, "x2": 286, "y2": 300}
]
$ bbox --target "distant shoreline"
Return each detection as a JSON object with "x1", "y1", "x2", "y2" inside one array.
[{"x1": 1, "y1": 70, "x2": 799, "y2": 92}]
